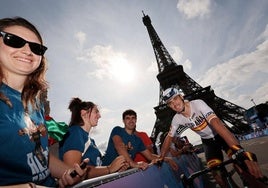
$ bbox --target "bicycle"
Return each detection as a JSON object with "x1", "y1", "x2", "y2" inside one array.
[{"x1": 180, "y1": 153, "x2": 268, "y2": 188}]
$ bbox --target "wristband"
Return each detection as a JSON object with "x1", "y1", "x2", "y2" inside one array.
[
  {"x1": 231, "y1": 144, "x2": 257, "y2": 162},
  {"x1": 230, "y1": 144, "x2": 243, "y2": 152},
  {"x1": 228, "y1": 145, "x2": 244, "y2": 157},
  {"x1": 234, "y1": 149, "x2": 258, "y2": 162}
]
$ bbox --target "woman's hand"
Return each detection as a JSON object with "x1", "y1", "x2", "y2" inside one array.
[{"x1": 58, "y1": 158, "x2": 89, "y2": 188}]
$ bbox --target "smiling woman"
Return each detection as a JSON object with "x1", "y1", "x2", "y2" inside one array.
[{"x1": 110, "y1": 57, "x2": 136, "y2": 84}]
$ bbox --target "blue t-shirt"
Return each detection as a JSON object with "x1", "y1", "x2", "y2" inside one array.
[
  {"x1": 102, "y1": 126, "x2": 146, "y2": 165},
  {"x1": 0, "y1": 84, "x2": 55, "y2": 186},
  {"x1": 59, "y1": 125, "x2": 102, "y2": 166}
]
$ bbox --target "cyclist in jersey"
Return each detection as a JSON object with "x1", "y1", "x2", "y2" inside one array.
[{"x1": 160, "y1": 87, "x2": 264, "y2": 188}]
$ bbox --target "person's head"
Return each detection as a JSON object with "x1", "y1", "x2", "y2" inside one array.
[
  {"x1": 0, "y1": 17, "x2": 48, "y2": 111},
  {"x1": 68, "y1": 97, "x2": 101, "y2": 127},
  {"x1": 163, "y1": 87, "x2": 185, "y2": 113},
  {"x1": 122, "y1": 109, "x2": 137, "y2": 131},
  {"x1": 172, "y1": 136, "x2": 185, "y2": 149}
]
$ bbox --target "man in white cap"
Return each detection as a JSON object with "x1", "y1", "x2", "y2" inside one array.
[{"x1": 160, "y1": 87, "x2": 264, "y2": 188}]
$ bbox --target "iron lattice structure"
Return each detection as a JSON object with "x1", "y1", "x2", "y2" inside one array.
[{"x1": 142, "y1": 13, "x2": 251, "y2": 144}]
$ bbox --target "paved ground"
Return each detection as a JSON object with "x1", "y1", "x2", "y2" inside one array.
[{"x1": 197, "y1": 136, "x2": 268, "y2": 187}]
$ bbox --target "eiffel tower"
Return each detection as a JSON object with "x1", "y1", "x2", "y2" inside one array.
[{"x1": 142, "y1": 13, "x2": 251, "y2": 144}]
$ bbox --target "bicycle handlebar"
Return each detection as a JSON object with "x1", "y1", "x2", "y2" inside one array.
[
  {"x1": 180, "y1": 153, "x2": 268, "y2": 187},
  {"x1": 180, "y1": 157, "x2": 235, "y2": 186}
]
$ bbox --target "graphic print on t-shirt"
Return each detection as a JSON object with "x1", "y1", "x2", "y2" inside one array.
[{"x1": 18, "y1": 113, "x2": 50, "y2": 181}]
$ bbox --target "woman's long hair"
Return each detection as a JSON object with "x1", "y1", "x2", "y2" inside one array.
[{"x1": 0, "y1": 17, "x2": 48, "y2": 111}]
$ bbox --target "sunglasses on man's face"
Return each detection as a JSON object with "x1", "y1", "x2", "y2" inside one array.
[{"x1": 0, "y1": 31, "x2": 47, "y2": 56}]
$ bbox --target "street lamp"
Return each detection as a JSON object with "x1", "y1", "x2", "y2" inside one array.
[{"x1": 251, "y1": 99, "x2": 256, "y2": 106}]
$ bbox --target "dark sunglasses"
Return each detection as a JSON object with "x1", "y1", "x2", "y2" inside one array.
[{"x1": 0, "y1": 31, "x2": 47, "y2": 56}]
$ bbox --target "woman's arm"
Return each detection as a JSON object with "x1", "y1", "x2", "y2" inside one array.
[
  {"x1": 49, "y1": 153, "x2": 71, "y2": 178},
  {"x1": 49, "y1": 153, "x2": 88, "y2": 187}
]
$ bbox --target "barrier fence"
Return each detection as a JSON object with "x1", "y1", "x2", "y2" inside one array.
[{"x1": 73, "y1": 153, "x2": 204, "y2": 188}]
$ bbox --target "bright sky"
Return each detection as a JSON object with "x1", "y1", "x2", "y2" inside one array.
[{"x1": 1, "y1": 0, "x2": 268, "y2": 150}]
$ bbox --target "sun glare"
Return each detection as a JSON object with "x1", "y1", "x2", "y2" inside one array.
[{"x1": 110, "y1": 57, "x2": 136, "y2": 84}]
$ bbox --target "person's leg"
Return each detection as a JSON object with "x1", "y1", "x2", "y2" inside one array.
[{"x1": 202, "y1": 138, "x2": 228, "y2": 188}]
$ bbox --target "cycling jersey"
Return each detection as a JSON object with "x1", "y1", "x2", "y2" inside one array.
[{"x1": 169, "y1": 99, "x2": 218, "y2": 139}]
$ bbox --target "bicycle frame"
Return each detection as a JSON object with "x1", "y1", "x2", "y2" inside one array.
[
  {"x1": 180, "y1": 156, "x2": 268, "y2": 188},
  {"x1": 180, "y1": 158, "x2": 235, "y2": 188}
]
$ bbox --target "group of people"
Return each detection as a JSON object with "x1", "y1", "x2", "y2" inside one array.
[
  {"x1": 0, "y1": 16, "x2": 265, "y2": 188},
  {"x1": 58, "y1": 100, "x2": 177, "y2": 179}
]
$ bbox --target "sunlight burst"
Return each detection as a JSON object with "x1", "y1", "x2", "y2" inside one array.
[{"x1": 110, "y1": 56, "x2": 135, "y2": 84}]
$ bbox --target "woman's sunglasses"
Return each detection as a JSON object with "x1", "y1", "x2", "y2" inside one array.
[{"x1": 0, "y1": 31, "x2": 47, "y2": 56}]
